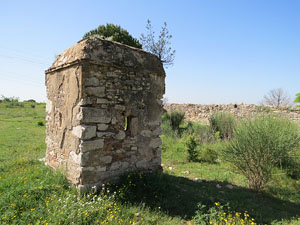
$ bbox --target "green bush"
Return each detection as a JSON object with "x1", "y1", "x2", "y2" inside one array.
[
  {"x1": 0, "y1": 95, "x2": 24, "y2": 108},
  {"x1": 162, "y1": 111, "x2": 185, "y2": 136},
  {"x1": 224, "y1": 115, "x2": 300, "y2": 191},
  {"x1": 185, "y1": 135, "x2": 199, "y2": 162},
  {"x1": 0, "y1": 95, "x2": 19, "y2": 103},
  {"x1": 199, "y1": 148, "x2": 218, "y2": 163},
  {"x1": 161, "y1": 115, "x2": 176, "y2": 137},
  {"x1": 37, "y1": 121, "x2": 44, "y2": 126},
  {"x1": 183, "y1": 122, "x2": 215, "y2": 143},
  {"x1": 209, "y1": 112, "x2": 235, "y2": 139},
  {"x1": 83, "y1": 23, "x2": 142, "y2": 48}
]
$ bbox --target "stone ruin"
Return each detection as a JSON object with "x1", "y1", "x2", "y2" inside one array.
[{"x1": 45, "y1": 38, "x2": 165, "y2": 190}]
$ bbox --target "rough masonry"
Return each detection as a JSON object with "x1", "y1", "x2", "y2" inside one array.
[
  {"x1": 164, "y1": 103, "x2": 300, "y2": 125},
  {"x1": 45, "y1": 38, "x2": 165, "y2": 190}
]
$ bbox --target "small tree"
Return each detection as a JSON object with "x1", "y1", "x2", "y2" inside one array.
[
  {"x1": 224, "y1": 115, "x2": 300, "y2": 191},
  {"x1": 294, "y1": 93, "x2": 300, "y2": 107},
  {"x1": 140, "y1": 19, "x2": 175, "y2": 67},
  {"x1": 83, "y1": 24, "x2": 142, "y2": 49},
  {"x1": 263, "y1": 88, "x2": 292, "y2": 107},
  {"x1": 185, "y1": 135, "x2": 199, "y2": 162}
]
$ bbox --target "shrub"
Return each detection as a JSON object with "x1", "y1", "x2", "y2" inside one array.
[
  {"x1": 209, "y1": 112, "x2": 235, "y2": 139},
  {"x1": 25, "y1": 99, "x2": 36, "y2": 102},
  {"x1": 183, "y1": 122, "x2": 215, "y2": 143},
  {"x1": 30, "y1": 104, "x2": 35, "y2": 108},
  {"x1": 83, "y1": 23, "x2": 142, "y2": 48},
  {"x1": 37, "y1": 121, "x2": 44, "y2": 126},
  {"x1": 0, "y1": 95, "x2": 19, "y2": 103},
  {"x1": 161, "y1": 115, "x2": 175, "y2": 137},
  {"x1": 199, "y1": 148, "x2": 218, "y2": 163},
  {"x1": 224, "y1": 115, "x2": 300, "y2": 191},
  {"x1": 5, "y1": 102, "x2": 24, "y2": 108},
  {"x1": 162, "y1": 111, "x2": 185, "y2": 136},
  {"x1": 185, "y1": 135, "x2": 199, "y2": 162}
]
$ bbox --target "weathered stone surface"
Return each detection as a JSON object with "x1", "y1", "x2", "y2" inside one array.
[
  {"x1": 141, "y1": 130, "x2": 152, "y2": 137},
  {"x1": 96, "y1": 132, "x2": 114, "y2": 137},
  {"x1": 80, "y1": 107, "x2": 111, "y2": 123},
  {"x1": 81, "y1": 166, "x2": 106, "y2": 172},
  {"x1": 72, "y1": 125, "x2": 96, "y2": 140},
  {"x1": 136, "y1": 159, "x2": 147, "y2": 169},
  {"x1": 152, "y1": 127, "x2": 162, "y2": 136},
  {"x1": 116, "y1": 130, "x2": 126, "y2": 140},
  {"x1": 97, "y1": 124, "x2": 109, "y2": 131},
  {"x1": 80, "y1": 139, "x2": 104, "y2": 152},
  {"x1": 86, "y1": 87, "x2": 105, "y2": 97},
  {"x1": 45, "y1": 37, "x2": 165, "y2": 191},
  {"x1": 110, "y1": 161, "x2": 122, "y2": 171},
  {"x1": 100, "y1": 156, "x2": 113, "y2": 164},
  {"x1": 149, "y1": 138, "x2": 162, "y2": 148},
  {"x1": 85, "y1": 77, "x2": 99, "y2": 86},
  {"x1": 96, "y1": 98, "x2": 108, "y2": 104},
  {"x1": 69, "y1": 151, "x2": 82, "y2": 164}
]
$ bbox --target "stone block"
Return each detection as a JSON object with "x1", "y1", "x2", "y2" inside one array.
[
  {"x1": 80, "y1": 107, "x2": 111, "y2": 123},
  {"x1": 110, "y1": 161, "x2": 122, "y2": 170},
  {"x1": 152, "y1": 127, "x2": 162, "y2": 136},
  {"x1": 96, "y1": 132, "x2": 114, "y2": 138},
  {"x1": 86, "y1": 87, "x2": 105, "y2": 97},
  {"x1": 116, "y1": 130, "x2": 125, "y2": 140},
  {"x1": 80, "y1": 139, "x2": 104, "y2": 153},
  {"x1": 85, "y1": 77, "x2": 99, "y2": 86},
  {"x1": 97, "y1": 124, "x2": 109, "y2": 131},
  {"x1": 149, "y1": 138, "x2": 162, "y2": 148},
  {"x1": 141, "y1": 130, "x2": 152, "y2": 137},
  {"x1": 72, "y1": 125, "x2": 97, "y2": 140},
  {"x1": 100, "y1": 155, "x2": 113, "y2": 164},
  {"x1": 96, "y1": 98, "x2": 108, "y2": 104}
]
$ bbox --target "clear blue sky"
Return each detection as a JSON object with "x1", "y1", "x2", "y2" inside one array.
[{"x1": 0, "y1": 0, "x2": 299, "y2": 104}]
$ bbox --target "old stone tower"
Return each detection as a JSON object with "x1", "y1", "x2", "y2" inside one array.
[{"x1": 45, "y1": 38, "x2": 165, "y2": 190}]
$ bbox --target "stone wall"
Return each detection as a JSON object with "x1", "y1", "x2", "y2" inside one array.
[
  {"x1": 164, "y1": 104, "x2": 300, "y2": 125},
  {"x1": 45, "y1": 38, "x2": 165, "y2": 190}
]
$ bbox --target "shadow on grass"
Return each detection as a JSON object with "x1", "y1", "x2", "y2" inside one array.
[{"x1": 113, "y1": 172, "x2": 300, "y2": 224}]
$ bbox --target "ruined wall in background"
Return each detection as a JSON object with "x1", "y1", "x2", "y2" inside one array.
[
  {"x1": 164, "y1": 104, "x2": 300, "y2": 125},
  {"x1": 45, "y1": 38, "x2": 165, "y2": 190}
]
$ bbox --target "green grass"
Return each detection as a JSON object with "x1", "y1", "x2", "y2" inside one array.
[{"x1": 0, "y1": 102, "x2": 300, "y2": 224}]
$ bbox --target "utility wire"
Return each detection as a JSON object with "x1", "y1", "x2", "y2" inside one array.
[
  {"x1": 0, "y1": 45, "x2": 50, "y2": 63},
  {"x1": 0, "y1": 54, "x2": 49, "y2": 66},
  {"x1": 0, "y1": 73, "x2": 44, "y2": 88}
]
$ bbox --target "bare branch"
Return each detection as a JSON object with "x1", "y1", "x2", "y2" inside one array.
[
  {"x1": 263, "y1": 88, "x2": 292, "y2": 107},
  {"x1": 140, "y1": 20, "x2": 175, "y2": 68}
]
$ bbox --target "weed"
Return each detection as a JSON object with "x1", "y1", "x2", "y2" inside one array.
[{"x1": 209, "y1": 112, "x2": 235, "y2": 139}]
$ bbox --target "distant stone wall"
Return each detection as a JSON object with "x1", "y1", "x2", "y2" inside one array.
[
  {"x1": 45, "y1": 38, "x2": 165, "y2": 191},
  {"x1": 164, "y1": 104, "x2": 300, "y2": 125}
]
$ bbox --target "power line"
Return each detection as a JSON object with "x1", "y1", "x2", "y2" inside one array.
[
  {"x1": 0, "y1": 45, "x2": 50, "y2": 63},
  {"x1": 0, "y1": 54, "x2": 49, "y2": 66},
  {"x1": 0, "y1": 73, "x2": 44, "y2": 88}
]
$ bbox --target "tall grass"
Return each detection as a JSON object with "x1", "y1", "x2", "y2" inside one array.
[{"x1": 209, "y1": 112, "x2": 235, "y2": 139}]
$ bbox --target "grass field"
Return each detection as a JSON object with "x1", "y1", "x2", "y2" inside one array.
[{"x1": 0, "y1": 101, "x2": 300, "y2": 224}]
